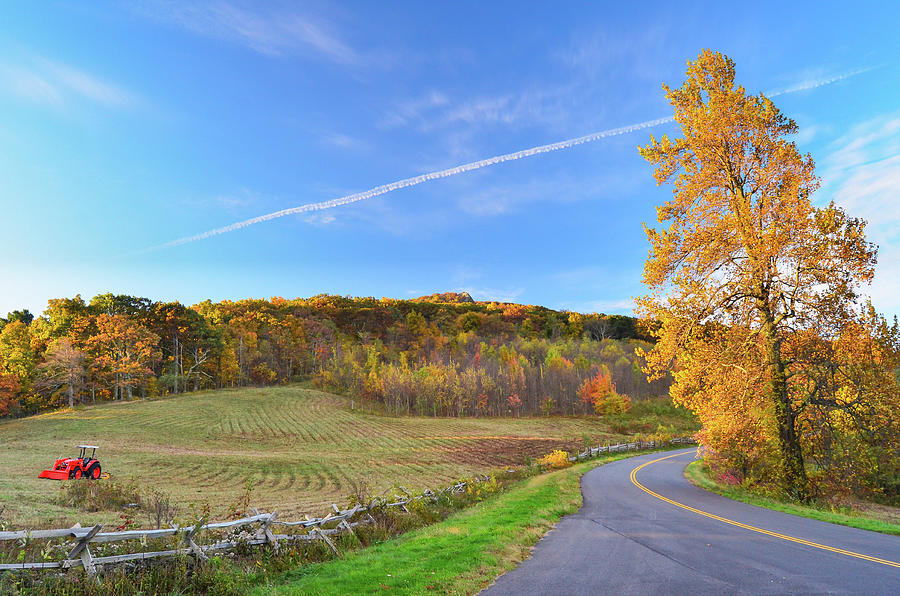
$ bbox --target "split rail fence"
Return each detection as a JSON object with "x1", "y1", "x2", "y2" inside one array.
[
  {"x1": 569, "y1": 436, "x2": 693, "y2": 461},
  {"x1": 1, "y1": 437, "x2": 694, "y2": 579}
]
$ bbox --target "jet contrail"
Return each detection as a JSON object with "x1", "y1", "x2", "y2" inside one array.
[
  {"x1": 767, "y1": 66, "x2": 876, "y2": 97},
  {"x1": 156, "y1": 67, "x2": 871, "y2": 249},
  {"x1": 159, "y1": 116, "x2": 673, "y2": 248}
]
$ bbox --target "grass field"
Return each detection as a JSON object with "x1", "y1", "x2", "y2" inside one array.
[
  {"x1": 685, "y1": 460, "x2": 900, "y2": 535},
  {"x1": 0, "y1": 385, "x2": 675, "y2": 528},
  {"x1": 254, "y1": 450, "x2": 660, "y2": 595},
  {"x1": 255, "y1": 455, "x2": 607, "y2": 595}
]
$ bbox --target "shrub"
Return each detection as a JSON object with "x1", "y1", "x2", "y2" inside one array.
[
  {"x1": 56, "y1": 477, "x2": 142, "y2": 512},
  {"x1": 579, "y1": 370, "x2": 631, "y2": 415},
  {"x1": 537, "y1": 449, "x2": 572, "y2": 469}
]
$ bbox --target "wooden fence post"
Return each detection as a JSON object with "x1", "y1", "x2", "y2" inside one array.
[
  {"x1": 256, "y1": 511, "x2": 279, "y2": 551},
  {"x1": 183, "y1": 516, "x2": 209, "y2": 562},
  {"x1": 65, "y1": 524, "x2": 102, "y2": 579},
  {"x1": 310, "y1": 527, "x2": 338, "y2": 555},
  {"x1": 7, "y1": 465, "x2": 662, "y2": 577},
  {"x1": 338, "y1": 519, "x2": 357, "y2": 540}
]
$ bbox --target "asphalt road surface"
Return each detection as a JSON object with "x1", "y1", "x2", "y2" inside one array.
[{"x1": 483, "y1": 449, "x2": 900, "y2": 595}]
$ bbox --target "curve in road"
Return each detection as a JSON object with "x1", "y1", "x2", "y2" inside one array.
[
  {"x1": 631, "y1": 452, "x2": 900, "y2": 569},
  {"x1": 484, "y1": 449, "x2": 900, "y2": 595}
]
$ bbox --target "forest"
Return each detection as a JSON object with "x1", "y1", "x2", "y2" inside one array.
[{"x1": 0, "y1": 292, "x2": 665, "y2": 419}]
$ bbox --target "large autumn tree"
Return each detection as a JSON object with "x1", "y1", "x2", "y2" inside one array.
[{"x1": 637, "y1": 50, "x2": 898, "y2": 501}]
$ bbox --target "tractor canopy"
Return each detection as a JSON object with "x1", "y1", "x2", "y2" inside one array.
[{"x1": 77, "y1": 445, "x2": 99, "y2": 459}]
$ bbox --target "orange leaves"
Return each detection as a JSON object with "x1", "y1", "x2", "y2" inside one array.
[
  {"x1": 87, "y1": 314, "x2": 160, "y2": 397},
  {"x1": 498, "y1": 304, "x2": 528, "y2": 324},
  {"x1": 579, "y1": 370, "x2": 613, "y2": 406},
  {"x1": 578, "y1": 370, "x2": 631, "y2": 415},
  {"x1": 0, "y1": 373, "x2": 19, "y2": 416}
]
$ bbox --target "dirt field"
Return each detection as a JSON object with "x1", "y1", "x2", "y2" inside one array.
[{"x1": 0, "y1": 385, "x2": 628, "y2": 528}]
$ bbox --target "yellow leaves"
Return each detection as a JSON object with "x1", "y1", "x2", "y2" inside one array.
[{"x1": 537, "y1": 450, "x2": 572, "y2": 470}]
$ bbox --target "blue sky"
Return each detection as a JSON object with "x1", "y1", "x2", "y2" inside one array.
[{"x1": 2, "y1": 1, "x2": 899, "y2": 318}]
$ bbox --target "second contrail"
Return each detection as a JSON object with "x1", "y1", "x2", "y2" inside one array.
[{"x1": 156, "y1": 67, "x2": 871, "y2": 250}]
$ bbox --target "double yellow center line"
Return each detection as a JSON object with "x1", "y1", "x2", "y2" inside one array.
[{"x1": 630, "y1": 451, "x2": 900, "y2": 569}]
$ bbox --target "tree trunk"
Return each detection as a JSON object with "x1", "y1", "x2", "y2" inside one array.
[
  {"x1": 179, "y1": 337, "x2": 185, "y2": 393},
  {"x1": 763, "y1": 318, "x2": 808, "y2": 500},
  {"x1": 67, "y1": 385, "x2": 75, "y2": 409},
  {"x1": 173, "y1": 337, "x2": 179, "y2": 394}
]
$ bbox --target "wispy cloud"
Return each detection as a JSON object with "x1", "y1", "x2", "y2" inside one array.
[
  {"x1": 556, "y1": 26, "x2": 671, "y2": 84},
  {"x1": 378, "y1": 90, "x2": 450, "y2": 129},
  {"x1": 0, "y1": 57, "x2": 136, "y2": 110},
  {"x1": 320, "y1": 132, "x2": 367, "y2": 151},
  {"x1": 151, "y1": 115, "x2": 673, "y2": 250},
  {"x1": 792, "y1": 123, "x2": 824, "y2": 146},
  {"x1": 455, "y1": 286, "x2": 525, "y2": 303},
  {"x1": 451, "y1": 264, "x2": 483, "y2": 286},
  {"x1": 562, "y1": 298, "x2": 636, "y2": 315},
  {"x1": 379, "y1": 85, "x2": 582, "y2": 137},
  {"x1": 139, "y1": 1, "x2": 361, "y2": 65},
  {"x1": 150, "y1": 63, "x2": 869, "y2": 251},
  {"x1": 303, "y1": 212, "x2": 337, "y2": 226},
  {"x1": 213, "y1": 188, "x2": 263, "y2": 212},
  {"x1": 0, "y1": 66, "x2": 63, "y2": 107},
  {"x1": 818, "y1": 112, "x2": 900, "y2": 316}
]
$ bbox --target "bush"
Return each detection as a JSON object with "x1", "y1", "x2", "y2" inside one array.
[
  {"x1": 56, "y1": 477, "x2": 141, "y2": 512},
  {"x1": 537, "y1": 450, "x2": 572, "y2": 469}
]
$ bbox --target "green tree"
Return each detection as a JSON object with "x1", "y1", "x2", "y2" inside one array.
[{"x1": 5, "y1": 309, "x2": 34, "y2": 325}]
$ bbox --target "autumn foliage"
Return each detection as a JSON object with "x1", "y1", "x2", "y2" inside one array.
[
  {"x1": 537, "y1": 449, "x2": 572, "y2": 469},
  {"x1": 0, "y1": 292, "x2": 668, "y2": 419},
  {"x1": 0, "y1": 373, "x2": 19, "y2": 417},
  {"x1": 578, "y1": 370, "x2": 630, "y2": 415},
  {"x1": 637, "y1": 50, "x2": 900, "y2": 503}
]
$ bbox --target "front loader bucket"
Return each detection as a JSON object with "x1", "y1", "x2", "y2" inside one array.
[{"x1": 39, "y1": 469, "x2": 68, "y2": 480}]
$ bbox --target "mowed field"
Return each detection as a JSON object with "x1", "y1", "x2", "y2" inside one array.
[{"x1": 0, "y1": 385, "x2": 626, "y2": 528}]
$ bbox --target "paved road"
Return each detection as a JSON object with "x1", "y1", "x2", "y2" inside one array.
[{"x1": 484, "y1": 449, "x2": 900, "y2": 595}]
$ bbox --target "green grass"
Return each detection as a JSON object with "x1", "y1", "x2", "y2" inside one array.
[
  {"x1": 253, "y1": 453, "x2": 640, "y2": 596},
  {"x1": 685, "y1": 460, "x2": 900, "y2": 536},
  {"x1": 607, "y1": 397, "x2": 697, "y2": 436},
  {"x1": 0, "y1": 385, "x2": 665, "y2": 528}
]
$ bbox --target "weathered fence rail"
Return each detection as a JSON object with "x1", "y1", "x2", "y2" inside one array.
[
  {"x1": 1, "y1": 437, "x2": 693, "y2": 578},
  {"x1": 0, "y1": 480, "x2": 484, "y2": 577},
  {"x1": 569, "y1": 436, "x2": 694, "y2": 462}
]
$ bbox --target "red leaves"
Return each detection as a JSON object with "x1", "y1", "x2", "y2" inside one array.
[
  {"x1": 578, "y1": 370, "x2": 631, "y2": 415},
  {"x1": 0, "y1": 373, "x2": 19, "y2": 416}
]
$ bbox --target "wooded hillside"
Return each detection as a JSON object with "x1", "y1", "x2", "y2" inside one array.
[{"x1": 0, "y1": 293, "x2": 663, "y2": 418}]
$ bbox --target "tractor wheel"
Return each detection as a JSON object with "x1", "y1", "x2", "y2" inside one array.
[
  {"x1": 73, "y1": 469, "x2": 82, "y2": 480},
  {"x1": 88, "y1": 465, "x2": 101, "y2": 480}
]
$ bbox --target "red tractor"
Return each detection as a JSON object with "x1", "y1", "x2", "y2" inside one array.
[{"x1": 39, "y1": 445, "x2": 102, "y2": 480}]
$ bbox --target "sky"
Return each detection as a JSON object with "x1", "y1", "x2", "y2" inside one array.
[{"x1": 1, "y1": 1, "x2": 899, "y2": 319}]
